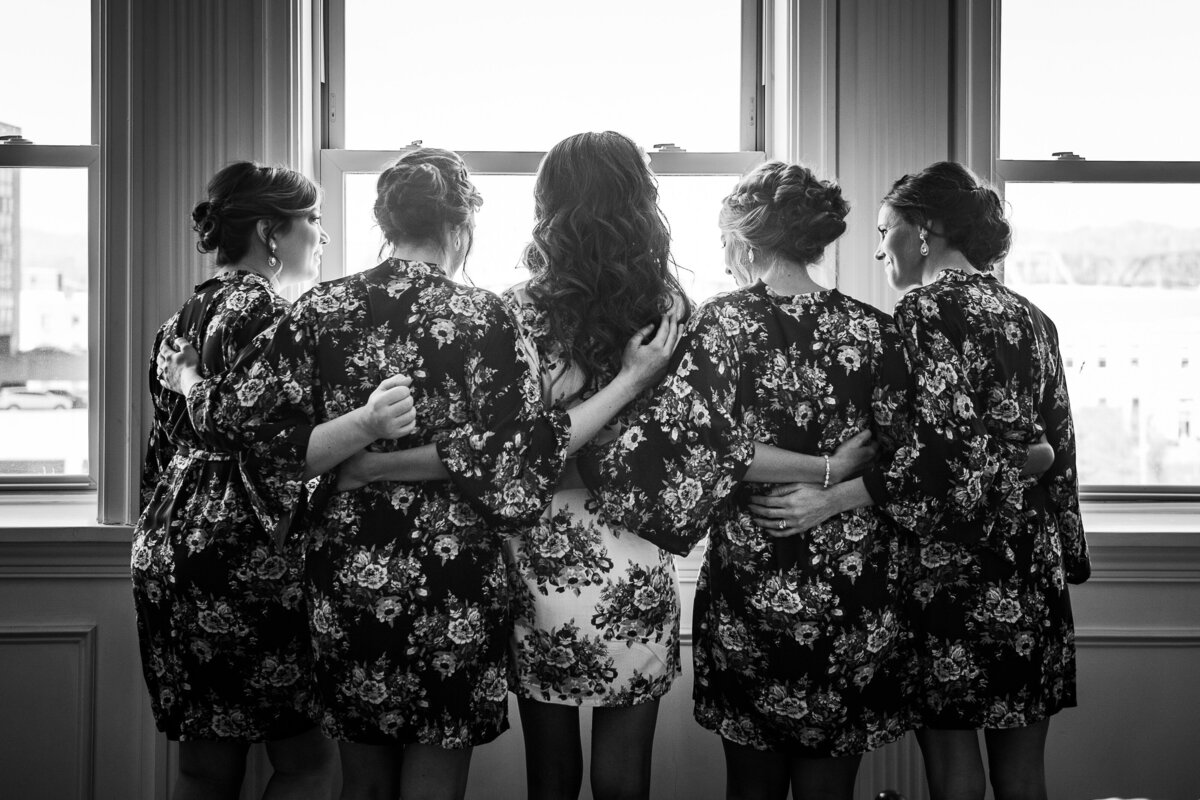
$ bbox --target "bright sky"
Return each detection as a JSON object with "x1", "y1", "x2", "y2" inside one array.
[
  {"x1": 1001, "y1": 0, "x2": 1200, "y2": 163},
  {"x1": 0, "y1": 0, "x2": 91, "y2": 234}
]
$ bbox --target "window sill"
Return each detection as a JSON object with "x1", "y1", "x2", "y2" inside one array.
[
  {"x1": 1081, "y1": 500, "x2": 1200, "y2": 544},
  {"x1": 0, "y1": 492, "x2": 131, "y2": 543}
]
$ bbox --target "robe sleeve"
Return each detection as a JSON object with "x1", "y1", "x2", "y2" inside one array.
[
  {"x1": 185, "y1": 285, "x2": 290, "y2": 454},
  {"x1": 139, "y1": 325, "x2": 177, "y2": 512},
  {"x1": 862, "y1": 291, "x2": 1001, "y2": 544},
  {"x1": 436, "y1": 302, "x2": 570, "y2": 526},
  {"x1": 185, "y1": 290, "x2": 322, "y2": 535},
  {"x1": 577, "y1": 301, "x2": 755, "y2": 556},
  {"x1": 1035, "y1": 313, "x2": 1089, "y2": 583}
]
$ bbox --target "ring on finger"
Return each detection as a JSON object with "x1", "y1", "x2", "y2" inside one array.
[{"x1": 778, "y1": 519, "x2": 785, "y2": 530}]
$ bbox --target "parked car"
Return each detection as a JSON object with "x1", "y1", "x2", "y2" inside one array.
[
  {"x1": 46, "y1": 389, "x2": 88, "y2": 408},
  {"x1": 0, "y1": 387, "x2": 72, "y2": 410}
]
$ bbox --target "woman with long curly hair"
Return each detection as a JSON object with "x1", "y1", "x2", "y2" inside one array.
[{"x1": 497, "y1": 131, "x2": 694, "y2": 800}]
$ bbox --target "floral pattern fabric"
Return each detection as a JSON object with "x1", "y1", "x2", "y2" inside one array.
[
  {"x1": 500, "y1": 284, "x2": 681, "y2": 707},
  {"x1": 580, "y1": 283, "x2": 916, "y2": 755},
  {"x1": 185, "y1": 259, "x2": 570, "y2": 747},
  {"x1": 131, "y1": 271, "x2": 320, "y2": 742},
  {"x1": 862, "y1": 268, "x2": 1088, "y2": 729}
]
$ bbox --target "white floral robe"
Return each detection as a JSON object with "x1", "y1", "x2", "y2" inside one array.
[{"x1": 501, "y1": 284, "x2": 681, "y2": 707}]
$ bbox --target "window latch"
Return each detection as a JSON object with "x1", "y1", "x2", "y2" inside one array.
[
  {"x1": 652, "y1": 143, "x2": 686, "y2": 153},
  {"x1": 1052, "y1": 151, "x2": 1085, "y2": 160}
]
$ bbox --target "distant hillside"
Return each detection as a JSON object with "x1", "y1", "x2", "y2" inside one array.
[{"x1": 1007, "y1": 222, "x2": 1200, "y2": 287}]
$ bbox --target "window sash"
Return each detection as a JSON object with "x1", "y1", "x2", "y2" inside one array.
[
  {"x1": 0, "y1": 145, "x2": 100, "y2": 490},
  {"x1": 321, "y1": 0, "x2": 764, "y2": 152},
  {"x1": 985, "y1": 1, "x2": 1200, "y2": 498}
]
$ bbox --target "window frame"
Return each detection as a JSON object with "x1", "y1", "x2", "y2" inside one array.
[
  {"x1": 975, "y1": 0, "x2": 1200, "y2": 500},
  {"x1": 316, "y1": 0, "x2": 768, "y2": 283},
  {"x1": 0, "y1": 0, "x2": 101, "y2": 491}
]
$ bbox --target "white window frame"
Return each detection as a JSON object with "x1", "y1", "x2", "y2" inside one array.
[
  {"x1": 965, "y1": 0, "x2": 1200, "y2": 500},
  {"x1": 0, "y1": 0, "x2": 101, "y2": 491},
  {"x1": 316, "y1": 0, "x2": 768, "y2": 283}
]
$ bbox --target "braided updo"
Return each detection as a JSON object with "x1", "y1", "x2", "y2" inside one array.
[
  {"x1": 374, "y1": 148, "x2": 482, "y2": 250},
  {"x1": 883, "y1": 161, "x2": 1011, "y2": 270},
  {"x1": 719, "y1": 161, "x2": 849, "y2": 267},
  {"x1": 191, "y1": 161, "x2": 320, "y2": 265}
]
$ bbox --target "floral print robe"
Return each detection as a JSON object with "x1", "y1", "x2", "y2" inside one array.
[
  {"x1": 580, "y1": 284, "x2": 916, "y2": 755},
  {"x1": 862, "y1": 268, "x2": 1089, "y2": 729},
  {"x1": 131, "y1": 271, "x2": 320, "y2": 741},
  {"x1": 500, "y1": 284, "x2": 681, "y2": 707},
  {"x1": 186, "y1": 259, "x2": 570, "y2": 747}
]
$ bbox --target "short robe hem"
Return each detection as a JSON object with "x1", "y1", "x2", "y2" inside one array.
[
  {"x1": 318, "y1": 719, "x2": 509, "y2": 749},
  {"x1": 697, "y1": 710, "x2": 910, "y2": 758},
  {"x1": 511, "y1": 675, "x2": 679, "y2": 708},
  {"x1": 157, "y1": 709, "x2": 319, "y2": 744},
  {"x1": 919, "y1": 697, "x2": 1077, "y2": 731}
]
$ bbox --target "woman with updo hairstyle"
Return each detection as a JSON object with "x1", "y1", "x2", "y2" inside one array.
[
  {"x1": 136, "y1": 161, "x2": 420, "y2": 799},
  {"x1": 750, "y1": 161, "x2": 1088, "y2": 800},
  {"x1": 578, "y1": 159, "x2": 915, "y2": 799},
  {"x1": 166, "y1": 147, "x2": 677, "y2": 800}
]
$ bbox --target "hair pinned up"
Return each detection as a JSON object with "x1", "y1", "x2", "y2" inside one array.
[
  {"x1": 192, "y1": 161, "x2": 321, "y2": 266},
  {"x1": 882, "y1": 161, "x2": 1011, "y2": 270},
  {"x1": 719, "y1": 161, "x2": 849, "y2": 267},
  {"x1": 374, "y1": 148, "x2": 482, "y2": 250}
]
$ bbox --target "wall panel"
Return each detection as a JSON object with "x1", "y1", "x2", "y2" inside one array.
[{"x1": 0, "y1": 625, "x2": 96, "y2": 800}]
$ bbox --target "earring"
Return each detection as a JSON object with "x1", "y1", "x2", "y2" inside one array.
[
  {"x1": 747, "y1": 247, "x2": 755, "y2": 264},
  {"x1": 268, "y1": 240, "x2": 281, "y2": 275},
  {"x1": 919, "y1": 231, "x2": 930, "y2": 257},
  {"x1": 454, "y1": 236, "x2": 462, "y2": 250}
]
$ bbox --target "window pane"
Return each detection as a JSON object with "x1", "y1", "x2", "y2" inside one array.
[
  {"x1": 1004, "y1": 182, "x2": 1200, "y2": 486},
  {"x1": 341, "y1": 171, "x2": 740, "y2": 301},
  {"x1": 0, "y1": 0, "x2": 91, "y2": 145},
  {"x1": 657, "y1": 174, "x2": 739, "y2": 301},
  {"x1": 0, "y1": 168, "x2": 89, "y2": 477},
  {"x1": 344, "y1": 0, "x2": 744, "y2": 152},
  {"x1": 1000, "y1": 1, "x2": 1200, "y2": 160}
]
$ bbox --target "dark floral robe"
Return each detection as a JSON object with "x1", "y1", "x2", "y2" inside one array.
[
  {"x1": 186, "y1": 259, "x2": 570, "y2": 747},
  {"x1": 500, "y1": 284, "x2": 681, "y2": 707},
  {"x1": 131, "y1": 271, "x2": 320, "y2": 741},
  {"x1": 580, "y1": 283, "x2": 916, "y2": 755},
  {"x1": 862, "y1": 268, "x2": 1089, "y2": 729}
]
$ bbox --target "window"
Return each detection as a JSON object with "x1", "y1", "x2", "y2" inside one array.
[
  {"x1": 996, "y1": 0, "x2": 1200, "y2": 493},
  {"x1": 320, "y1": 0, "x2": 764, "y2": 299},
  {"x1": 0, "y1": 0, "x2": 97, "y2": 488}
]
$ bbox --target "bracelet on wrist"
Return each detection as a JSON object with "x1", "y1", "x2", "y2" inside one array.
[{"x1": 822, "y1": 454, "x2": 832, "y2": 489}]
